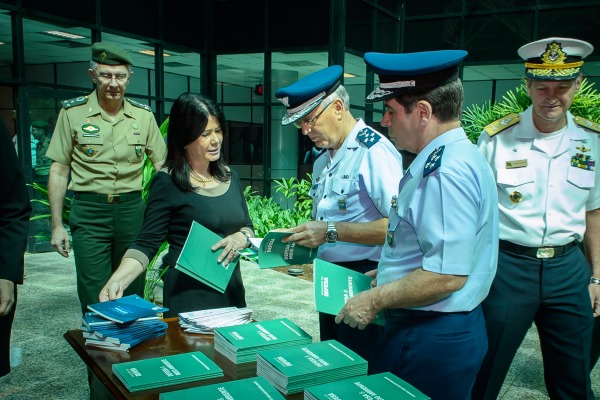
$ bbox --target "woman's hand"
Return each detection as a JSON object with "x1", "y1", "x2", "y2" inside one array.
[{"x1": 213, "y1": 232, "x2": 248, "y2": 266}]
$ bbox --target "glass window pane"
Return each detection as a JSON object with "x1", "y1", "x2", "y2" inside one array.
[
  {"x1": 466, "y1": 0, "x2": 535, "y2": 12},
  {"x1": 464, "y1": 13, "x2": 534, "y2": 61},
  {"x1": 213, "y1": 0, "x2": 264, "y2": 52},
  {"x1": 217, "y1": 53, "x2": 264, "y2": 104},
  {"x1": 22, "y1": 0, "x2": 95, "y2": 24},
  {"x1": 269, "y1": 0, "x2": 329, "y2": 48},
  {"x1": 272, "y1": 52, "x2": 328, "y2": 99},
  {"x1": 23, "y1": 18, "x2": 91, "y2": 85},
  {"x1": 0, "y1": 10, "x2": 13, "y2": 79},
  {"x1": 538, "y1": 7, "x2": 598, "y2": 50},
  {"x1": 404, "y1": 0, "x2": 461, "y2": 17},
  {"x1": 346, "y1": 0, "x2": 373, "y2": 53},
  {"x1": 100, "y1": 0, "x2": 159, "y2": 39},
  {"x1": 404, "y1": 18, "x2": 461, "y2": 52},
  {"x1": 164, "y1": 46, "x2": 200, "y2": 100},
  {"x1": 375, "y1": 11, "x2": 399, "y2": 53}
]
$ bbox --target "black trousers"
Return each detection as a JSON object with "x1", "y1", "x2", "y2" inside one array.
[
  {"x1": 0, "y1": 284, "x2": 17, "y2": 378},
  {"x1": 318, "y1": 259, "x2": 382, "y2": 373},
  {"x1": 473, "y1": 246, "x2": 594, "y2": 400}
]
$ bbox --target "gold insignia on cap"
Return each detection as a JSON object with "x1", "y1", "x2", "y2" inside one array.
[
  {"x1": 100, "y1": 51, "x2": 106, "y2": 61},
  {"x1": 541, "y1": 42, "x2": 567, "y2": 65},
  {"x1": 509, "y1": 191, "x2": 523, "y2": 204}
]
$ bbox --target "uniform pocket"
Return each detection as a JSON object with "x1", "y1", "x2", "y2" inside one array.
[
  {"x1": 76, "y1": 132, "x2": 104, "y2": 162},
  {"x1": 496, "y1": 168, "x2": 534, "y2": 209},
  {"x1": 126, "y1": 133, "x2": 147, "y2": 163}
]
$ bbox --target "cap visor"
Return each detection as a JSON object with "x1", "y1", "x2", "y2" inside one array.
[{"x1": 280, "y1": 101, "x2": 321, "y2": 126}]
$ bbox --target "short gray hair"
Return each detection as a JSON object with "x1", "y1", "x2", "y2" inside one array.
[{"x1": 89, "y1": 60, "x2": 132, "y2": 73}]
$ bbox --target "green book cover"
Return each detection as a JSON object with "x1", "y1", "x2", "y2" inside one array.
[
  {"x1": 175, "y1": 221, "x2": 235, "y2": 293},
  {"x1": 313, "y1": 259, "x2": 385, "y2": 326},
  {"x1": 112, "y1": 351, "x2": 223, "y2": 392},
  {"x1": 257, "y1": 340, "x2": 367, "y2": 379},
  {"x1": 305, "y1": 372, "x2": 430, "y2": 400},
  {"x1": 258, "y1": 231, "x2": 316, "y2": 269},
  {"x1": 216, "y1": 318, "x2": 312, "y2": 350},
  {"x1": 159, "y1": 376, "x2": 285, "y2": 400}
]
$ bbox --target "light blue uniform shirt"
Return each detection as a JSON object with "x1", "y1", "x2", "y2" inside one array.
[
  {"x1": 310, "y1": 119, "x2": 404, "y2": 263},
  {"x1": 378, "y1": 128, "x2": 499, "y2": 312}
]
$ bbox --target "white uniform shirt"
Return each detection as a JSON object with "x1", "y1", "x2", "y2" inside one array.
[
  {"x1": 478, "y1": 107, "x2": 600, "y2": 247},
  {"x1": 378, "y1": 128, "x2": 499, "y2": 312},
  {"x1": 310, "y1": 119, "x2": 403, "y2": 263}
]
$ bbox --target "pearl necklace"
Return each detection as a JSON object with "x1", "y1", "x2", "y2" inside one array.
[{"x1": 189, "y1": 169, "x2": 214, "y2": 183}]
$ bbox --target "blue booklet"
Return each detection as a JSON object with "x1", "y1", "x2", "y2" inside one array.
[{"x1": 87, "y1": 294, "x2": 168, "y2": 324}]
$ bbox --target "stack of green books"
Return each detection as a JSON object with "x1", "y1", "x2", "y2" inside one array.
[
  {"x1": 305, "y1": 372, "x2": 430, "y2": 399},
  {"x1": 256, "y1": 340, "x2": 368, "y2": 395},
  {"x1": 214, "y1": 318, "x2": 312, "y2": 364},
  {"x1": 159, "y1": 376, "x2": 285, "y2": 400},
  {"x1": 112, "y1": 351, "x2": 223, "y2": 392}
]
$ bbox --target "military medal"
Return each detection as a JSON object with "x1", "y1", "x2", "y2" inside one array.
[
  {"x1": 509, "y1": 191, "x2": 522, "y2": 204},
  {"x1": 135, "y1": 145, "x2": 142, "y2": 156},
  {"x1": 571, "y1": 153, "x2": 595, "y2": 171},
  {"x1": 391, "y1": 195, "x2": 398, "y2": 212},
  {"x1": 338, "y1": 198, "x2": 347, "y2": 212},
  {"x1": 82, "y1": 146, "x2": 97, "y2": 157},
  {"x1": 387, "y1": 231, "x2": 393, "y2": 246},
  {"x1": 576, "y1": 145, "x2": 590, "y2": 152}
]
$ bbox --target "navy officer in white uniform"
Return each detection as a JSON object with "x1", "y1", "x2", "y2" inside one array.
[
  {"x1": 275, "y1": 65, "x2": 404, "y2": 371},
  {"x1": 473, "y1": 37, "x2": 599, "y2": 400},
  {"x1": 335, "y1": 50, "x2": 499, "y2": 399}
]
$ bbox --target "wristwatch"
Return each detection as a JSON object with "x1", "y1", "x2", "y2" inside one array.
[{"x1": 325, "y1": 221, "x2": 338, "y2": 243}]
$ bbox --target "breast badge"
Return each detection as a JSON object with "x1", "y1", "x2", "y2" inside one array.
[
  {"x1": 391, "y1": 195, "x2": 398, "y2": 212},
  {"x1": 82, "y1": 145, "x2": 97, "y2": 157},
  {"x1": 509, "y1": 191, "x2": 523, "y2": 204}
]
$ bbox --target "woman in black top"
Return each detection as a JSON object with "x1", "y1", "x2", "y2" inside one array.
[{"x1": 100, "y1": 93, "x2": 254, "y2": 317}]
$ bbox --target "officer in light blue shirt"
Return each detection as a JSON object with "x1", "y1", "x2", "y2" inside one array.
[
  {"x1": 274, "y1": 65, "x2": 404, "y2": 373},
  {"x1": 335, "y1": 50, "x2": 499, "y2": 400}
]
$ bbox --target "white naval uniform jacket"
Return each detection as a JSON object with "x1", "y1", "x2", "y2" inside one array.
[{"x1": 477, "y1": 107, "x2": 600, "y2": 247}]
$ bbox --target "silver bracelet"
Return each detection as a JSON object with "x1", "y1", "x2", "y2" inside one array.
[
  {"x1": 240, "y1": 229, "x2": 252, "y2": 248},
  {"x1": 591, "y1": 277, "x2": 600, "y2": 286}
]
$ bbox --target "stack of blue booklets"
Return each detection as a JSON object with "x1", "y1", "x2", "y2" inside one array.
[{"x1": 82, "y1": 295, "x2": 169, "y2": 352}]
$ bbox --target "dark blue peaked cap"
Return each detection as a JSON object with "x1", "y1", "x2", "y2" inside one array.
[
  {"x1": 364, "y1": 50, "x2": 468, "y2": 103},
  {"x1": 275, "y1": 65, "x2": 343, "y2": 126}
]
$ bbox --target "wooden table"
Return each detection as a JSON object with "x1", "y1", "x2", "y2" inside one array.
[{"x1": 64, "y1": 317, "x2": 301, "y2": 400}]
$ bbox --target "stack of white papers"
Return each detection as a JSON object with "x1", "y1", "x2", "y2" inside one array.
[{"x1": 178, "y1": 307, "x2": 253, "y2": 334}]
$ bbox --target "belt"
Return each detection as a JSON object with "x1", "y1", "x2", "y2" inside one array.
[
  {"x1": 74, "y1": 191, "x2": 141, "y2": 204},
  {"x1": 499, "y1": 239, "x2": 578, "y2": 259}
]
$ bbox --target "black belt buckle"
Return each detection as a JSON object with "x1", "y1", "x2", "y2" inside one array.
[
  {"x1": 536, "y1": 247, "x2": 555, "y2": 259},
  {"x1": 107, "y1": 194, "x2": 120, "y2": 204}
]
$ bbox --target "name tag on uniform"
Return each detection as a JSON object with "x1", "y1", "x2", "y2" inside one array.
[{"x1": 506, "y1": 159, "x2": 528, "y2": 169}]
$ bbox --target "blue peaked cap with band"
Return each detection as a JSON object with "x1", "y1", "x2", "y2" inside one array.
[
  {"x1": 364, "y1": 50, "x2": 468, "y2": 103},
  {"x1": 275, "y1": 65, "x2": 343, "y2": 126}
]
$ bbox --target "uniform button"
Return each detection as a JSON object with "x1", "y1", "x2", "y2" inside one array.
[
  {"x1": 323, "y1": 195, "x2": 327, "y2": 198},
  {"x1": 329, "y1": 173, "x2": 332, "y2": 177},
  {"x1": 319, "y1": 217, "x2": 323, "y2": 220},
  {"x1": 341, "y1": 190, "x2": 344, "y2": 194}
]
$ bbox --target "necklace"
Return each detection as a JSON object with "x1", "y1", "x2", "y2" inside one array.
[{"x1": 189, "y1": 169, "x2": 214, "y2": 183}]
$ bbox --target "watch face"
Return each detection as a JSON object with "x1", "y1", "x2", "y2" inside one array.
[{"x1": 326, "y1": 230, "x2": 338, "y2": 243}]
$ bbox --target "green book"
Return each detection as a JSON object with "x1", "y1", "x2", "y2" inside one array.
[
  {"x1": 112, "y1": 351, "x2": 223, "y2": 392},
  {"x1": 214, "y1": 318, "x2": 312, "y2": 363},
  {"x1": 305, "y1": 372, "x2": 430, "y2": 400},
  {"x1": 256, "y1": 340, "x2": 368, "y2": 394},
  {"x1": 159, "y1": 376, "x2": 285, "y2": 399},
  {"x1": 313, "y1": 259, "x2": 385, "y2": 326},
  {"x1": 175, "y1": 221, "x2": 235, "y2": 293},
  {"x1": 258, "y1": 231, "x2": 317, "y2": 269}
]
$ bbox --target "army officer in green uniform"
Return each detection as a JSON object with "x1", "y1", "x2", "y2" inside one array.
[
  {"x1": 31, "y1": 120, "x2": 52, "y2": 179},
  {"x1": 46, "y1": 42, "x2": 167, "y2": 314}
]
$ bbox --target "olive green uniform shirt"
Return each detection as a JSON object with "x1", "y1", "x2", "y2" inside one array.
[
  {"x1": 46, "y1": 90, "x2": 166, "y2": 193},
  {"x1": 35, "y1": 136, "x2": 53, "y2": 176}
]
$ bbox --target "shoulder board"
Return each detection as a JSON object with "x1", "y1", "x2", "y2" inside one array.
[
  {"x1": 127, "y1": 98, "x2": 152, "y2": 112},
  {"x1": 574, "y1": 116, "x2": 600, "y2": 134},
  {"x1": 484, "y1": 113, "x2": 521, "y2": 137},
  {"x1": 423, "y1": 146, "x2": 445, "y2": 177},
  {"x1": 61, "y1": 96, "x2": 89, "y2": 109},
  {"x1": 356, "y1": 127, "x2": 381, "y2": 148}
]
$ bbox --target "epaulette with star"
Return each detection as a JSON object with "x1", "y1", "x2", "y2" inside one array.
[
  {"x1": 127, "y1": 98, "x2": 152, "y2": 112},
  {"x1": 574, "y1": 116, "x2": 600, "y2": 134},
  {"x1": 423, "y1": 146, "x2": 444, "y2": 177},
  {"x1": 62, "y1": 96, "x2": 89, "y2": 109},
  {"x1": 484, "y1": 113, "x2": 521, "y2": 137},
  {"x1": 356, "y1": 127, "x2": 381, "y2": 148}
]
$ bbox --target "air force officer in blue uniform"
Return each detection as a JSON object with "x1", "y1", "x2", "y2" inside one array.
[{"x1": 335, "y1": 50, "x2": 499, "y2": 399}]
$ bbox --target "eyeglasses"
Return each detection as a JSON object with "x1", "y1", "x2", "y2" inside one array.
[
  {"x1": 293, "y1": 101, "x2": 332, "y2": 129},
  {"x1": 94, "y1": 71, "x2": 130, "y2": 83}
]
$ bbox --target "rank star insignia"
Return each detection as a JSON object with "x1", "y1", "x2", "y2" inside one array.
[
  {"x1": 576, "y1": 145, "x2": 590, "y2": 152},
  {"x1": 390, "y1": 195, "x2": 398, "y2": 212}
]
